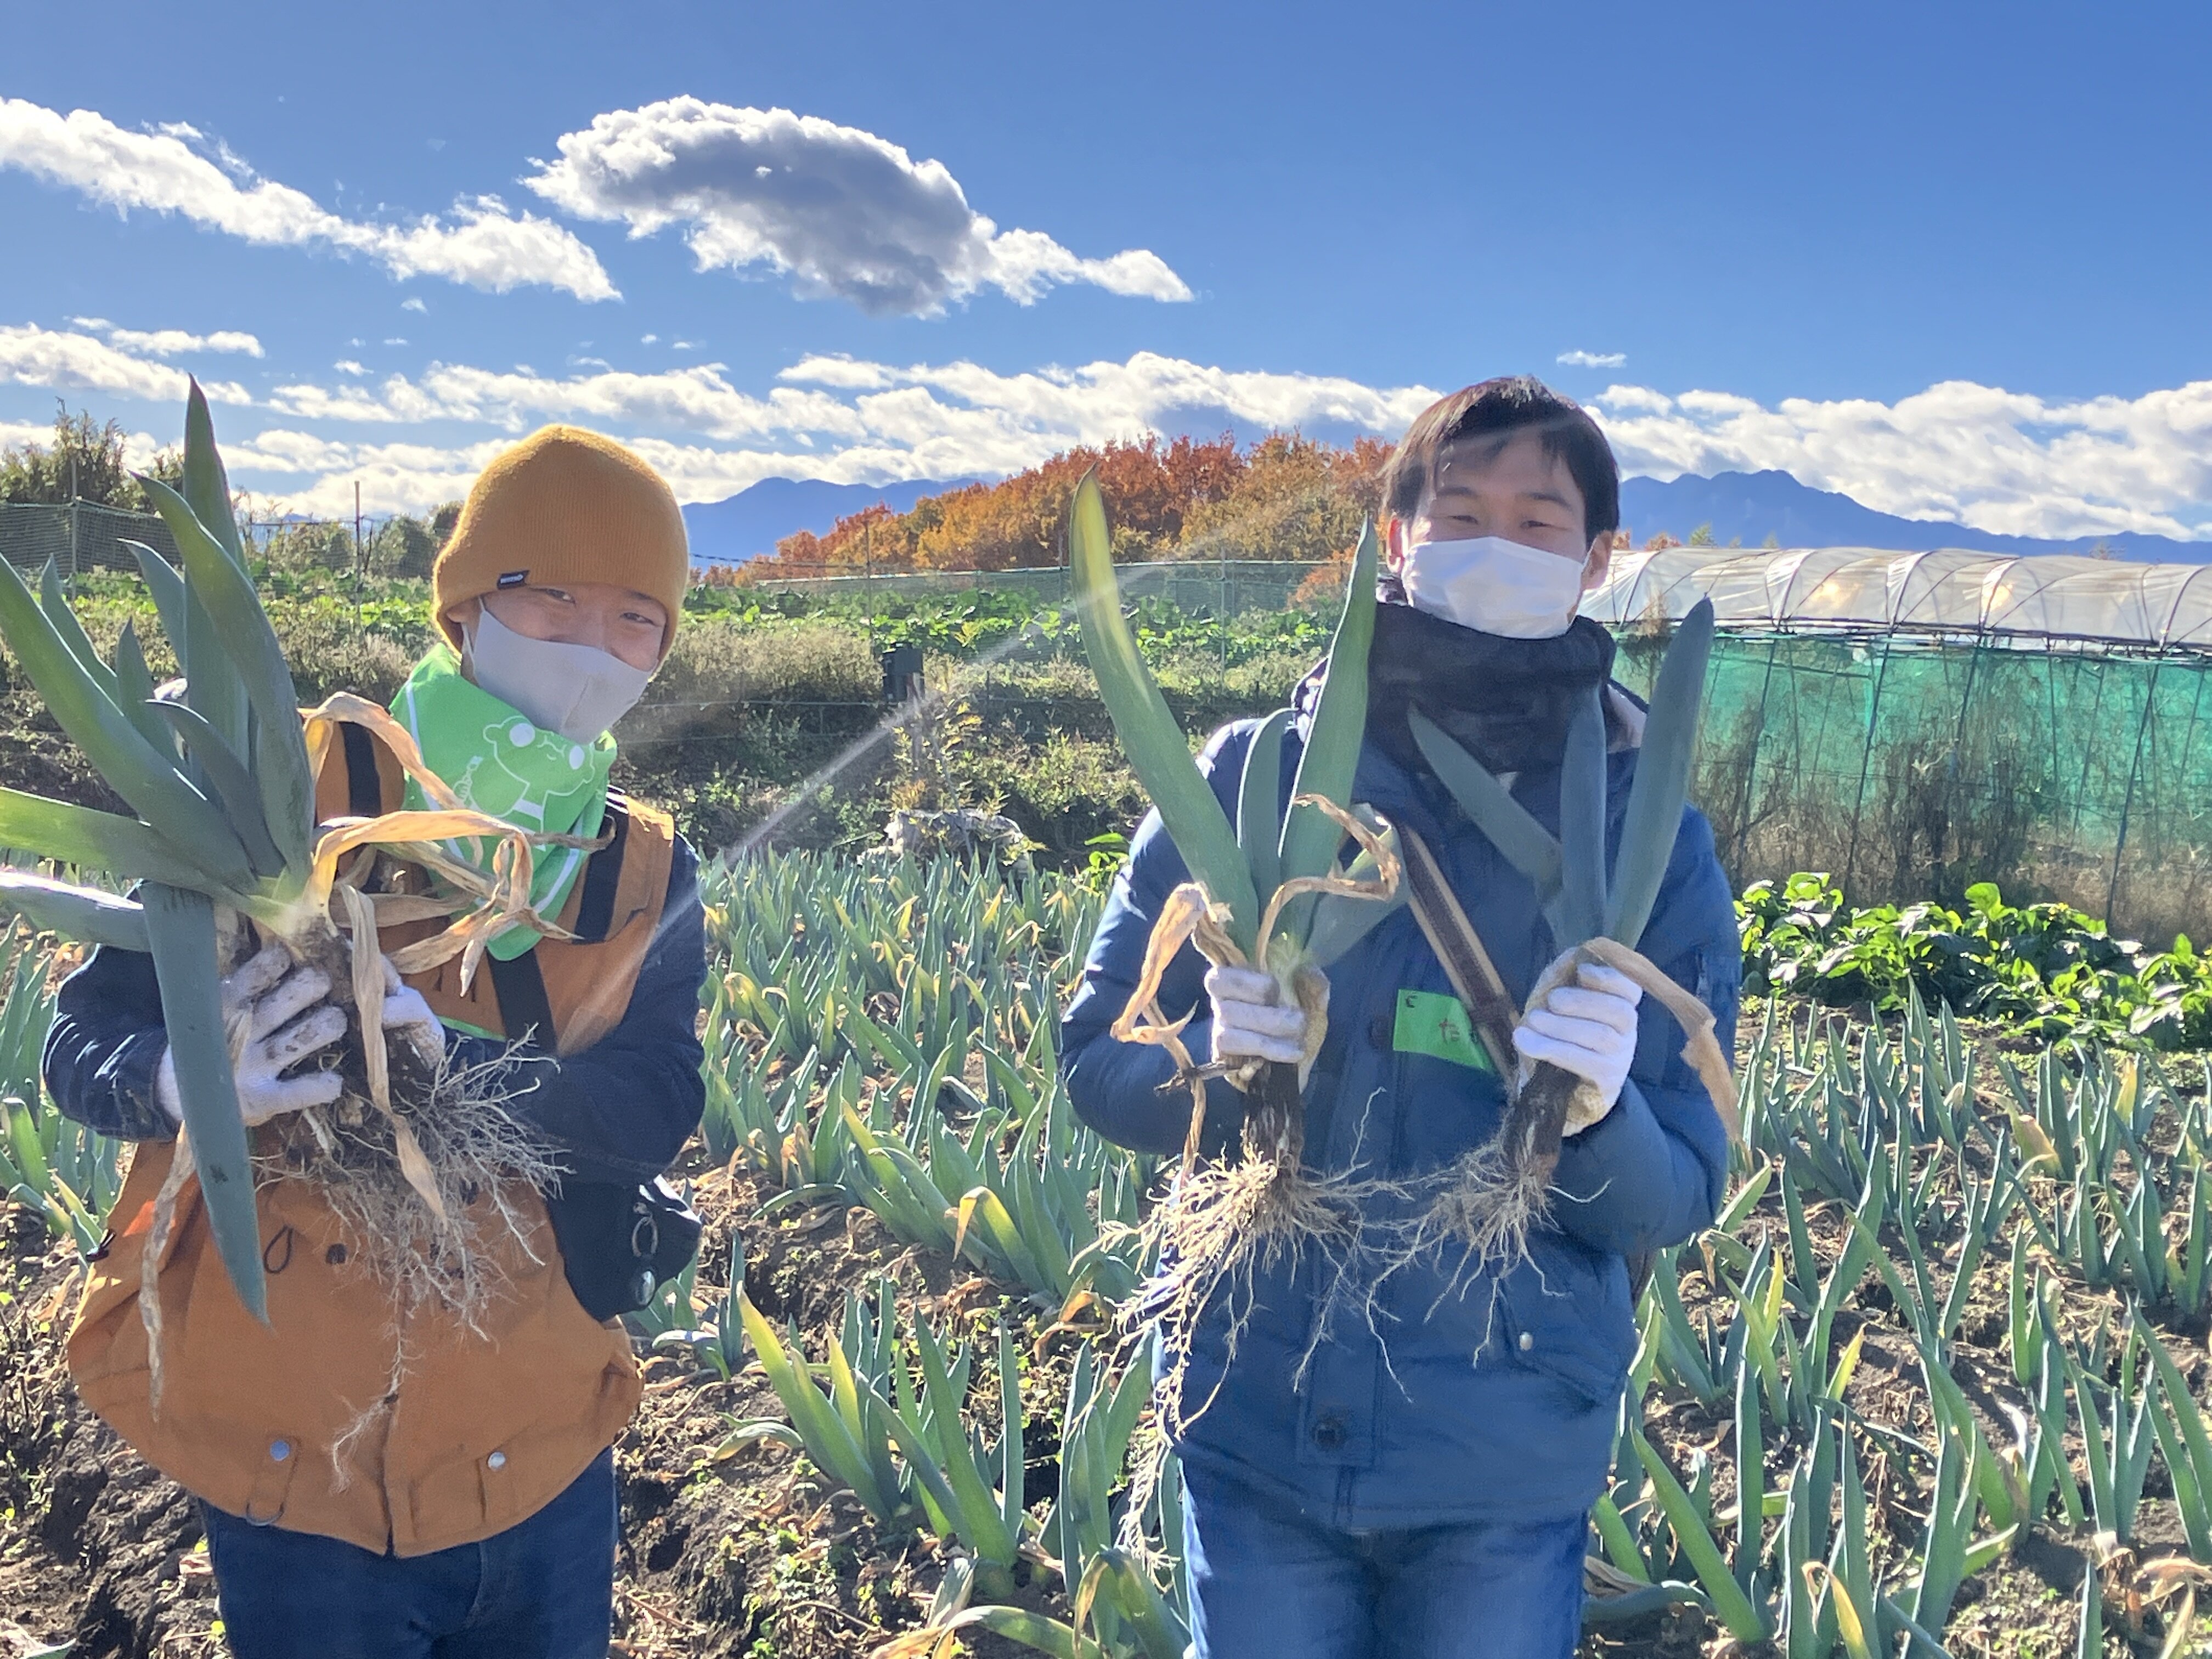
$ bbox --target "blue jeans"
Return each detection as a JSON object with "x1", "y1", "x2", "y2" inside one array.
[
  {"x1": 1181, "y1": 1459, "x2": 1587, "y2": 1659},
  {"x1": 199, "y1": 1449, "x2": 617, "y2": 1659}
]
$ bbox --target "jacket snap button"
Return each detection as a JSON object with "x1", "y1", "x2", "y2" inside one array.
[
  {"x1": 268, "y1": 1438, "x2": 291, "y2": 1462},
  {"x1": 1311, "y1": 1412, "x2": 1347, "y2": 1449},
  {"x1": 1518, "y1": 1331, "x2": 1534, "y2": 1352},
  {"x1": 487, "y1": 1451, "x2": 507, "y2": 1470},
  {"x1": 325, "y1": 1243, "x2": 348, "y2": 1266},
  {"x1": 1368, "y1": 1015, "x2": 1391, "y2": 1048}
]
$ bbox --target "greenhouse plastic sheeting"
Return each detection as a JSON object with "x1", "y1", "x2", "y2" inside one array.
[
  {"x1": 1589, "y1": 547, "x2": 2212, "y2": 647},
  {"x1": 1590, "y1": 549, "x2": 2212, "y2": 943}
]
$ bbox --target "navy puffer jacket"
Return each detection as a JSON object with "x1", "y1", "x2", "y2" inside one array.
[{"x1": 1060, "y1": 702, "x2": 1739, "y2": 1529}]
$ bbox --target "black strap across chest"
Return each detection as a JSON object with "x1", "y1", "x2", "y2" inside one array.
[
  {"x1": 487, "y1": 948, "x2": 558, "y2": 1047},
  {"x1": 340, "y1": 724, "x2": 382, "y2": 818}
]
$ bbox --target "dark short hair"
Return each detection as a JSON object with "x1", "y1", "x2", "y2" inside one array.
[{"x1": 1379, "y1": 376, "x2": 1620, "y2": 542}]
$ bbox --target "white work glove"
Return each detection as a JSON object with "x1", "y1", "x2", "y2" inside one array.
[
  {"x1": 1206, "y1": 964, "x2": 1327, "y2": 1081},
  {"x1": 154, "y1": 947, "x2": 445, "y2": 1128},
  {"x1": 378, "y1": 956, "x2": 444, "y2": 1070},
  {"x1": 156, "y1": 944, "x2": 345, "y2": 1127},
  {"x1": 1513, "y1": 961, "x2": 1643, "y2": 1136}
]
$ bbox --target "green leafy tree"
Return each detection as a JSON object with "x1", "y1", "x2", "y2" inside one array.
[{"x1": 0, "y1": 403, "x2": 182, "y2": 510}]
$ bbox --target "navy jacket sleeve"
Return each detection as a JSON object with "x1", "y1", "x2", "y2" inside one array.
[
  {"x1": 1547, "y1": 805, "x2": 1740, "y2": 1258},
  {"x1": 43, "y1": 942, "x2": 176, "y2": 1142},
  {"x1": 450, "y1": 833, "x2": 707, "y2": 1184},
  {"x1": 1060, "y1": 723, "x2": 1254, "y2": 1159},
  {"x1": 41, "y1": 835, "x2": 709, "y2": 1183}
]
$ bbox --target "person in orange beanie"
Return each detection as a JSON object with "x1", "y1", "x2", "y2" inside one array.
[{"x1": 47, "y1": 426, "x2": 708, "y2": 1659}]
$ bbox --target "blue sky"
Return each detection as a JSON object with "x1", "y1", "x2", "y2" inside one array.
[{"x1": 2, "y1": 0, "x2": 2208, "y2": 539}]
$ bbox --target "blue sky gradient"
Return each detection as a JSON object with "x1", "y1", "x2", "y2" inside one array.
[{"x1": 2, "y1": 0, "x2": 2206, "y2": 538}]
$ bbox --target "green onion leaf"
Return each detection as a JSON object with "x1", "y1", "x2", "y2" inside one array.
[
  {"x1": 120, "y1": 540, "x2": 189, "y2": 657},
  {"x1": 1236, "y1": 708, "x2": 1292, "y2": 909},
  {"x1": 140, "y1": 882, "x2": 265, "y2": 1322},
  {"x1": 141, "y1": 476, "x2": 314, "y2": 874},
  {"x1": 145, "y1": 702, "x2": 287, "y2": 880},
  {"x1": 1606, "y1": 597, "x2": 1714, "y2": 947},
  {"x1": 1277, "y1": 518, "x2": 1379, "y2": 912},
  {"x1": 0, "y1": 872, "x2": 149, "y2": 952},
  {"x1": 0, "y1": 552, "x2": 253, "y2": 888},
  {"x1": 1557, "y1": 686, "x2": 1609, "y2": 947},
  {"x1": 0, "y1": 787, "x2": 225, "y2": 892},
  {"x1": 1068, "y1": 471, "x2": 1257, "y2": 950}
]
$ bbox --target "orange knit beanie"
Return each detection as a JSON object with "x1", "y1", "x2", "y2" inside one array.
[{"x1": 432, "y1": 426, "x2": 689, "y2": 661}]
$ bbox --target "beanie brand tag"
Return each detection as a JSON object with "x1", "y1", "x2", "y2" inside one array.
[{"x1": 496, "y1": 570, "x2": 529, "y2": 589}]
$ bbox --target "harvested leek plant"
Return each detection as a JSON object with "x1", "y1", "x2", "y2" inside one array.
[
  {"x1": 1406, "y1": 597, "x2": 1737, "y2": 1271},
  {"x1": 1069, "y1": 472, "x2": 1400, "y2": 1429},
  {"x1": 0, "y1": 382, "x2": 571, "y2": 1334}
]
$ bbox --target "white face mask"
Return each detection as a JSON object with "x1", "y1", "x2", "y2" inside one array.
[
  {"x1": 463, "y1": 605, "x2": 653, "y2": 742},
  {"x1": 1398, "y1": 534, "x2": 1591, "y2": 639}
]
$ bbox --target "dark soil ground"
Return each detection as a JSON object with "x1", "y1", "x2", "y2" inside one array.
[{"x1": 3, "y1": 1007, "x2": 2210, "y2": 1658}]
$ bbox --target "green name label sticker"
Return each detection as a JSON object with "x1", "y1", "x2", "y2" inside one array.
[{"x1": 1393, "y1": 989, "x2": 1496, "y2": 1074}]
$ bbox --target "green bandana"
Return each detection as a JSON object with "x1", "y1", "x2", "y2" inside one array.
[{"x1": 390, "y1": 645, "x2": 616, "y2": 961}]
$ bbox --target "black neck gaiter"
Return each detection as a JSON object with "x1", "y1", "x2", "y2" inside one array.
[{"x1": 1359, "y1": 591, "x2": 1618, "y2": 777}]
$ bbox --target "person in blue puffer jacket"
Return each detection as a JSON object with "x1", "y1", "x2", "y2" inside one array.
[{"x1": 1060, "y1": 376, "x2": 1741, "y2": 1659}]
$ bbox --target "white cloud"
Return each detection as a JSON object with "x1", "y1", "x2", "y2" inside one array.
[
  {"x1": 781, "y1": 353, "x2": 893, "y2": 391},
  {"x1": 0, "y1": 98, "x2": 617, "y2": 301},
  {"x1": 1594, "y1": 379, "x2": 2212, "y2": 540},
  {"x1": 111, "y1": 326, "x2": 262, "y2": 358},
  {"x1": 1558, "y1": 349, "x2": 1626, "y2": 369},
  {"x1": 215, "y1": 348, "x2": 1432, "y2": 512},
  {"x1": 400, "y1": 297, "x2": 427, "y2": 313},
  {"x1": 59, "y1": 321, "x2": 266, "y2": 359},
  {"x1": 237, "y1": 367, "x2": 2212, "y2": 538},
  {"x1": 526, "y1": 98, "x2": 1190, "y2": 316},
  {"x1": 11, "y1": 311, "x2": 2200, "y2": 545},
  {"x1": 267, "y1": 358, "x2": 868, "y2": 443},
  {"x1": 0, "y1": 323, "x2": 251, "y2": 405},
  {"x1": 222, "y1": 430, "x2": 513, "y2": 516}
]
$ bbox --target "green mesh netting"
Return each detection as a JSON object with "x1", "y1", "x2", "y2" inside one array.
[{"x1": 1610, "y1": 629, "x2": 2212, "y2": 943}]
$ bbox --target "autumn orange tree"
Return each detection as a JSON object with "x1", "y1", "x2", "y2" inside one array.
[{"x1": 750, "y1": 431, "x2": 1386, "y2": 577}]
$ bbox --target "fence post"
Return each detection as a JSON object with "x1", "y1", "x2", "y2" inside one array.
[
  {"x1": 2106, "y1": 651, "x2": 2169, "y2": 930},
  {"x1": 1938, "y1": 629, "x2": 1991, "y2": 901},
  {"x1": 1734, "y1": 635, "x2": 1781, "y2": 876},
  {"x1": 2064, "y1": 651, "x2": 2113, "y2": 846},
  {"x1": 1839, "y1": 633, "x2": 1897, "y2": 902}
]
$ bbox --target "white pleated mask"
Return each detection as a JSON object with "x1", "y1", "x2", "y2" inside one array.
[{"x1": 1399, "y1": 534, "x2": 1591, "y2": 639}]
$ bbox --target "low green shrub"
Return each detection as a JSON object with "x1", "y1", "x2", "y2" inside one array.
[{"x1": 1740, "y1": 872, "x2": 2212, "y2": 1048}]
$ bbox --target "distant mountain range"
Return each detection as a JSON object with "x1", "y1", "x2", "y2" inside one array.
[
  {"x1": 1618, "y1": 470, "x2": 2209, "y2": 563},
  {"x1": 684, "y1": 467, "x2": 2210, "y2": 568}
]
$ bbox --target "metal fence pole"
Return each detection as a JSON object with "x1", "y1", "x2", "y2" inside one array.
[
  {"x1": 2064, "y1": 651, "x2": 2112, "y2": 846},
  {"x1": 1839, "y1": 633, "x2": 1897, "y2": 901},
  {"x1": 1939, "y1": 630, "x2": 1991, "y2": 899},
  {"x1": 1734, "y1": 635, "x2": 1781, "y2": 875},
  {"x1": 2106, "y1": 651, "x2": 2169, "y2": 929}
]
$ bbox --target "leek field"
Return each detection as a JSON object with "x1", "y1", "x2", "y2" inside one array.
[{"x1": 8, "y1": 849, "x2": 2212, "y2": 1658}]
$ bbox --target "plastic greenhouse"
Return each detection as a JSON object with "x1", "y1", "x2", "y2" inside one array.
[{"x1": 1586, "y1": 548, "x2": 2212, "y2": 943}]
